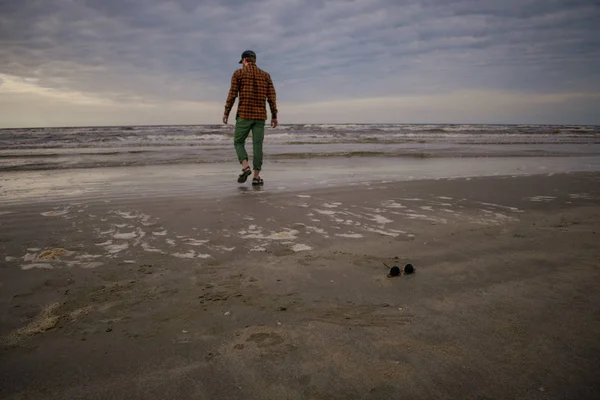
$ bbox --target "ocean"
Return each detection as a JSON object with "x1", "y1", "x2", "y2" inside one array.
[{"x1": 1, "y1": 123, "x2": 599, "y2": 171}]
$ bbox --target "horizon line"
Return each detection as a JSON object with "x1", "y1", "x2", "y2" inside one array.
[{"x1": 2, "y1": 122, "x2": 599, "y2": 131}]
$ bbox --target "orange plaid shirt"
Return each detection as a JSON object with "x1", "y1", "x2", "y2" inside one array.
[{"x1": 224, "y1": 63, "x2": 278, "y2": 121}]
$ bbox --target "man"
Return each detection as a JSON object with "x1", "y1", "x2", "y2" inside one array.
[{"x1": 223, "y1": 50, "x2": 278, "y2": 186}]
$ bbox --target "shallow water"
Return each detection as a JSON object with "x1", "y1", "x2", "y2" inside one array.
[{"x1": 2, "y1": 156, "x2": 599, "y2": 205}]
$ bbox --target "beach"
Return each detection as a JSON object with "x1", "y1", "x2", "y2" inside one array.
[{"x1": 1, "y1": 124, "x2": 600, "y2": 399}]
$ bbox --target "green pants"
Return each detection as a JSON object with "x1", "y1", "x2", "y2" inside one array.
[{"x1": 234, "y1": 117, "x2": 265, "y2": 171}]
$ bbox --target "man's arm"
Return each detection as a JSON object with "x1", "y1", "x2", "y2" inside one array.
[
  {"x1": 266, "y1": 73, "x2": 278, "y2": 127},
  {"x1": 223, "y1": 72, "x2": 239, "y2": 123}
]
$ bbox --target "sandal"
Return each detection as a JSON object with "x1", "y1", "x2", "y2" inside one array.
[
  {"x1": 252, "y1": 176, "x2": 264, "y2": 186},
  {"x1": 237, "y1": 166, "x2": 251, "y2": 183}
]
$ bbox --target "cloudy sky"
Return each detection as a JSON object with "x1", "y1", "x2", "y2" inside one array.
[{"x1": 0, "y1": 0, "x2": 599, "y2": 128}]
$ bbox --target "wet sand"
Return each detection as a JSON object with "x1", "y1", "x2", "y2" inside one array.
[
  {"x1": 2, "y1": 155, "x2": 600, "y2": 204},
  {"x1": 1, "y1": 171, "x2": 600, "y2": 399}
]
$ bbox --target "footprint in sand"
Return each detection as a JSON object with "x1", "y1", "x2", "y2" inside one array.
[{"x1": 246, "y1": 332, "x2": 285, "y2": 348}]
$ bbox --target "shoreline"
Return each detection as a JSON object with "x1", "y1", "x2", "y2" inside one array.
[
  {"x1": 0, "y1": 156, "x2": 600, "y2": 207},
  {"x1": 2, "y1": 156, "x2": 600, "y2": 206},
  {"x1": 2, "y1": 144, "x2": 600, "y2": 172}
]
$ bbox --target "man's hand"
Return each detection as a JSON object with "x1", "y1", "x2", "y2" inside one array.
[
  {"x1": 271, "y1": 119, "x2": 278, "y2": 128},
  {"x1": 222, "y1": 114, "x2": 229, "y2": 125}
]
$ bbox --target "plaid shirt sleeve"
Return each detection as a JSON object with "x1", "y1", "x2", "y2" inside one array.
[
  {"x1": 266, "y1": 73, "x2": 278, "y2": 120},
  {"x1": 224, "y1": 71, "x2": 240, "y2": 118}
]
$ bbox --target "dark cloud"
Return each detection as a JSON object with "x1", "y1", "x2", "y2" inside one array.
[{"x1": 0, "y1": 0, "x2": 599, "y2": 122}]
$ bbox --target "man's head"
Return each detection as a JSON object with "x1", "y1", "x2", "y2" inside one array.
[{"x1": 239, "y1": 50, "x2": 256, "y2": 65}]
